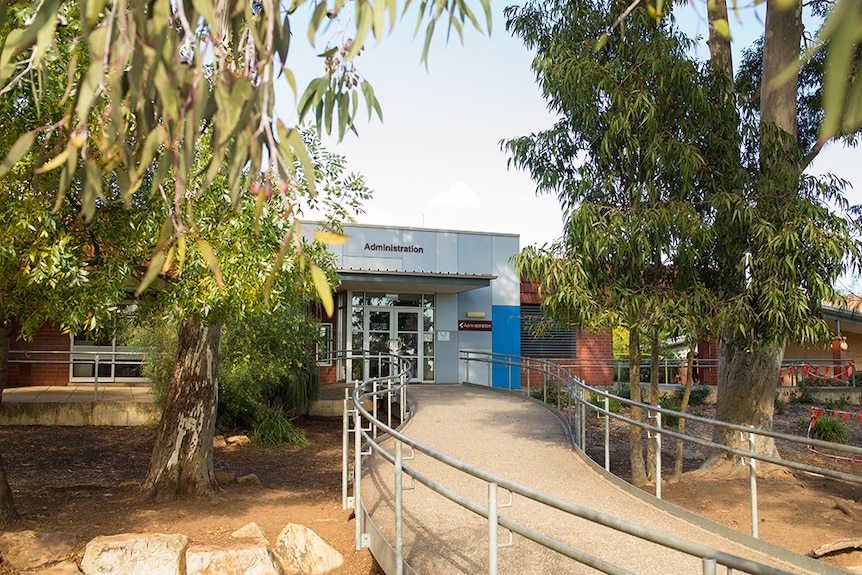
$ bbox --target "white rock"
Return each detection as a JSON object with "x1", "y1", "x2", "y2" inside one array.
[
  {"x1": 273, "y1": 524, "x2": 343, "y2": 575},
  {"x1": 230, "y1": 522, "x2": 268, "y2": 544},
  {"x1": 81, "y1": 533, "x2": 189, "y2": 575},
  {"x1": 226, "y1": 435, "x2": 250, "y2": 445},
  {"x1": 31, "y1": 561, "x2": 83, "y2": 575},
  {"x1": 237, "y1": 473, "x2": 262, "y2": 487},
  {"x1": 0, "y1": 530, "x2": 78, "y2": 571},
  {"x1": 186, "y1": 543, "x2": 283, "y2": 575}
]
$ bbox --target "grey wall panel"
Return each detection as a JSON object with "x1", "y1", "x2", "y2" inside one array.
[{"x1": 457, "y1": 233, "x2": 493, "y2": 275}]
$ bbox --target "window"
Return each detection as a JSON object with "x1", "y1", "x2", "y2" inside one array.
[
  {"x1": 70, "y1": 334, "x2": 146, "y2": 382},
  {"x1": 317, "y1": 323, "x2": 333, "y2": 365},
  {"x1": 520, "y1": 305, "x2": 577, "y2": 358}
]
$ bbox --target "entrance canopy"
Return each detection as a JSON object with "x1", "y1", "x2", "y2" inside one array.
[{"x1": 337, "y1": 270, "x2": 495, "y2": 294}]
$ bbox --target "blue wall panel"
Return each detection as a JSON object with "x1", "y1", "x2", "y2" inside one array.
[{"x1": 491, "y1": 306, "x2": 521, "y2": 389}]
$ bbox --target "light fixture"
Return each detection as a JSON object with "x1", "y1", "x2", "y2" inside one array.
[
  {"x1": 466, "y1": 312, "x2": 485, "y2": 318},
  {"x1": 841, "y1": 340, "x2": 849, "y2": 351}
]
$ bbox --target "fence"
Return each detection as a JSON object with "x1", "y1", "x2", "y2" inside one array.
[
  {"x1": 342, "y1": 350, "x2": 841, "y2": 575},
  {"x1": 7, "y1": 349, "x2": 150, "y2": 401}
]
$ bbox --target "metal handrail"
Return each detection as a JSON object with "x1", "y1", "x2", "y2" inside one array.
[
  {"x1": 343, "y1": 349, "x2": 825, "y2": 575},
  {"x1": 462, "y1": 350, "x2": 862, "y2": 533}
]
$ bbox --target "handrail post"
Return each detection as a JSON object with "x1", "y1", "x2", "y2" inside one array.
[
  {"x1": 395, "y1": 440, "x2": 404, "y2": 575},
  {"x1": 93, "y1": 354, "x2": 100, "y2": 402},
  {"x1": 387, "y1": 380, "x2": 393, "y2": 430},
  {"x1": 488, "y1": 482, "x2": 499, "y2": 575},
  {"x1": 747, "y1": 428, "x2": 759, "y2": 538},
  {"x1": 603, "y1": 396, "x2": 611, "y2": 472},
  {"x1": 654, "y1": 411, "x2": 662, "y2": 500},
  {"x1": 702, "y1": 557, "x2": 717, "y2": 575},
  {"x1": 372, "y1": 380, "x2": 379, "y2": 439},
  {"x1": 342, "y1": 388, "x2": 350, "y2": 510},
  {"x1": 354, "y1": 409, "x2": 364, "y2": 550}
]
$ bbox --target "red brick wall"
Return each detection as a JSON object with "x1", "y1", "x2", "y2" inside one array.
[{"x1": 7, "y1": 324, "x2": 71, "y2": 387}]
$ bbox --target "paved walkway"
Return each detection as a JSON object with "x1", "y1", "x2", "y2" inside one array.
[
  {"x1": 362, "y1": 384, "x2": 837, "y2": 575},
  {"x1": 2, "y1": 385, "x2": 154, "y2": 403}
]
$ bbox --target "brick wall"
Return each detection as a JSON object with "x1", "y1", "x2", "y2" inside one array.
[{"x1": 7, "y1": 324, "x2": 71, "y2": 387}]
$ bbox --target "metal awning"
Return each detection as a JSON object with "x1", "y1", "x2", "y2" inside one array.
[{"x1": 337, "y1": 269, "x2": 495, "y2": 294}]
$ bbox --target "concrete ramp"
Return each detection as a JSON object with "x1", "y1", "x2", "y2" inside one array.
[{"x1": 361, "y1": 384, "x2": 838, "y2": 575}]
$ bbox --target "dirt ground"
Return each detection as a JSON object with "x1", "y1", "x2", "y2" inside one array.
[{"x1": 0, "y1": 402, "x2": 861, "y2": 573}]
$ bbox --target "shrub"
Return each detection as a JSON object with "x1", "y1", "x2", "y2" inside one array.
[
  {"x1": 774, "y1": 394, "x2": 786, "y2": 415},
  {"x1": 811, "y1": 415, "x2": 848, "y2": 444},
  {"x1": 248, "y1": 405, "x2": 310, "y2": 447},
  {"x1": 588, "y1": 392, "x2": 623, "y2": 414},
  {"x1": 658, "y1": 395, "x2": 681, "y2": 427},
  {"x1": 530, "y1": 382, "x2": 571, "y2": 406},
  {"x1": 672, "y1": 385, "x2": 711, "y2": 407},
  {"x1": 135, "y1": 307, "x2": 321, "y2": 435}
]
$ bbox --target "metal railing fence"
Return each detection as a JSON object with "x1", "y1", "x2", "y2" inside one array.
[
  {"x1": 462, "y1": 351, "x2": 862, "y2": 535},
  {"x1": 7, "y1": 349, "x2": 151, "y2": 401},
  {"x1": 342, "y1": 349, "x2": 829, "y2": 575}
]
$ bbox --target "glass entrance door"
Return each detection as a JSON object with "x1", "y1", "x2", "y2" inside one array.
[{"x1": 366, "y1": 308, "x2": 420, "y2": 380}]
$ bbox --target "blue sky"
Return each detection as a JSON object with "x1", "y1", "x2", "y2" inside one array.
[{"x1": 277, "y1": 2, "x2": 862, "y2": 263}]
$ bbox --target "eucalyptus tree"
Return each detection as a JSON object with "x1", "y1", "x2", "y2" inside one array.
[
  {"x1": 691, "y1": 0, "x2": 862, "y2": 471},
  {"x1": 505, "y1": 0, "x2": 722, "y2": 486},
  {"x1": 0, "y1": 7, "x2": 158, "y2": 525},
  {"x1": 0, "y1": 0, "x2": 491, "y2": 303},
  {"x1": 138, "y1": 128, "x2": 368, "y2": 501}
]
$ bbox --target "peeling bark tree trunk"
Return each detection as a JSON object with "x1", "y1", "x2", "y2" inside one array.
[
  {"x1": 141, "y1": 318, "x2": 221, "y2": 502},
  {"x1": 701, "y1": 338, "x2": 783, "y2": 475},
  {"x1": 0, "y1": 324, "x2": 18, "y2": 525},
  {"x1": 628, "y1": 328, "x2": 647, "y2": 486}
]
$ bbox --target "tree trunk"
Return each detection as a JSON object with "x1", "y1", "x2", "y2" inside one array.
[
  {"x1": 628, "y1": 328, "x2": 647, "y2": 486},
  {"x1": 672, "y1": 347, "x2": 695, "y2": 481},
  {"x1": 700, "y1": 337, "x2": 783, "y2": 475},
  {"x1": 141, "y1": 318, "x2": 221, "y2": 502},
  {"x1": 0, "y1": 324, "x2": 19, "y2": 525},
  {"x1": 760, "y1": 0, "x2": 802, "y2": 138}
]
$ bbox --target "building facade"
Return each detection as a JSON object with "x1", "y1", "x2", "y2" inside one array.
[{"x1": 314, "y1": 223, "x2": 522, "y2": 387}]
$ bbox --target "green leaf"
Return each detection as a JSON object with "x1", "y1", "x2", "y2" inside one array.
[
  {"x1": 0, "y1": 132, "x2": 36, "y2": 179},
  {"x1": 346, "y1": 2, "x2": 373, "y2": 61},
  {"x1": 711, "y1": 19, "x2": 731, "y2": 41},
  {"x1": 286, "y1": 128, "x2": 316, "y2": 196},
  {"x1": 196, "y1": 237, "x2": 225, "y2": 291},
  {"x1": 311, "y1": 263, "x2": 334, "y2": 316},
  {"x1": 134, "y1": 250, "x2": 167, "y2": 297},
  {"x1": 191, "y1": 0, "x2": 216, "y2": 27}
]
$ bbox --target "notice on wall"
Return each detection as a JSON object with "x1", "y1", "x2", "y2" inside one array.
[
  {"x1": 458, "y1": 320, "x2": 492, "y2": 331},
  {"x1": 438, "y1": 331, "x2": 450, "y2": 341}
]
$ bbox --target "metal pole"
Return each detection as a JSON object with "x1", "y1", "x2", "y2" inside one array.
[
  {"x1": 395, "y1": 440, "x2": 404, "y2": 575},
  {"x1": 93, "y1": 354, "x2": 100, "y2": 402},
  {"x1": 372, "y1": 380, "x2": 379, "y2": 439},
  {"x1": 354, "y1": 409, "x2": 364, "y2": 550},
  {"x1": 748, "y1": 429, "x2": 759, "y2": 538},
  {"x1": 604, "y1": 396, "x2": 611, "y2": 472},
  {"x1": 702, "y1": 557, "x2": 717, "y2": 575},
  {"x1": 654, "y1": 411, "x2": 662, "y2": 500},
  {"x1": 387, "y1": 380, "x2": 393, "y2": 430},
  {"x1": 342, "y1": 389, "x2": 350, "y2": 510},
  {"x1": 488, "y1": 354, "x2": 492, "y2": 388},
  {"x1": 488, "y1": 482, "x2": 499, "y2": 575}
]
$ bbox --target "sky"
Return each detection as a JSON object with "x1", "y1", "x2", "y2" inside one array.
[{"x1": 277, "y1": 2, "x2": 862, "y2": 255}]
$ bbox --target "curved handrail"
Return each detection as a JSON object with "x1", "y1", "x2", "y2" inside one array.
[
  {"x1": 342, "y1": 350, "x2": 833, "y2": 575},
  {"x1": 462, "y1": 350, "x2": 862, "y2": 485}
]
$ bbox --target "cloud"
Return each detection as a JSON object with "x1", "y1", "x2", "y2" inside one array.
[{"x1": 425, "y1": 181, "x2": 482, "y2": 209}]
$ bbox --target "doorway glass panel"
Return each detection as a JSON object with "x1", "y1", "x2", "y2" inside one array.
[{"x1": 350, "y1": 292, "x2": 435, "y2": 383}]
